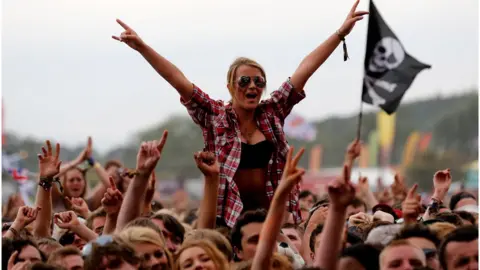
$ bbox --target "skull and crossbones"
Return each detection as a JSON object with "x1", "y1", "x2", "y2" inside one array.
[{"x1": 368, "y1": 37, "x2": 406, "y2": 73}]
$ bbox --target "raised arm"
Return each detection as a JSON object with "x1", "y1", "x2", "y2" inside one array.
[
  {"x1": 290, "y1": 0, "x2": 367, "y2": 91},
  {"x1": 116, "y1": 131, "x2": 168, "y2": 232},
  {"x1": 113, "y1": 19, "x2": 193, "y2": 101},
  {"x1": 194, "y1": 152, "x2": 220, "y2": 229},
  {"x1": 34, "y1": 140, "x2": 62, "y2": 238},
  {"x1": 252, "y1": 147, "x2": 306, "y2": 270},
  {"x1": 101, "y1": 176, "x2": 124, "y2": 235}
]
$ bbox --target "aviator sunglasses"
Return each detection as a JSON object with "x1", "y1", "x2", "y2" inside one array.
[{"x1": 237, "y1": 76, "x2": 266, "y2": 89}]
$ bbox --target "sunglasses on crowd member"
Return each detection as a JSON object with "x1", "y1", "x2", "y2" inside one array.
[{"x1": 237, "y1": 76, "x2": 266, "y2": 89}]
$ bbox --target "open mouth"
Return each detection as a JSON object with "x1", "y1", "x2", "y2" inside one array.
[{"x1": 246, "y1": 93, "x2": 258, "y2": 99}]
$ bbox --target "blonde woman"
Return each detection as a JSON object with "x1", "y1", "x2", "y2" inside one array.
[
  {"x1": 184, "y1": 229, "x2": 233, "y2": 262},
  {"x1": 114, "y1": 1, "x2": 367, "y2": 227},
  {"x1": 175, "y1": 240, "x2": 229, "y2": 270},
  {"x1": 117, "y1": 226, "x2": 173, "y2": 270}
]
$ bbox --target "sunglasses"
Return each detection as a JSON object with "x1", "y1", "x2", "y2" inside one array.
[
  {"x1": 237, "y1": 76, "x2": 266, "y2": 89},
  {"x1": 82, "y1": 235, "x2": 115, "y2": 257}
]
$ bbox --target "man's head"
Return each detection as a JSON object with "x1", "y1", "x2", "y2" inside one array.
[
  {"x1": 150, "y1": 213, "x2": 185, "y2": 254},
  {"x1": 309, "y1": 223, "x2": 324, "y2": 261},
  {"x1": 47, "y1": 246, "x2": 84, "y2": 270},
  {"x1": 433, "y1": 212, "x2": 464, "y2": 226},
  {"x1": 83, "y1": 236, "x2": 140, "y2": 270},
  {"x1": 282, "y1": 223, "x2": 303, "y2": 252},
  {"x1": 346, "y1": 198, "x2": 367, "y2": 218},
  {"x1": 86, "y1": 208, "x2": 107, "y2": 235},
  {"x1": 449, "y1": 192, "x2": 477, "y2": 211},
  {"x1": 2, "y1": 238, "x2": 46, "y2": 270},
  {"x1": 439, "y1": 225, "x2": 478, "y2": 270},
  {"x1": 339, "y1": 244, "x2": 381, "y2": 270},
  {"x1": 379, "y1": 240, "x2": 426, "y2": 270},
  {"x1": 394, "y1": 224, "x2": 441, "y2": 270},
  {"x1": 230, "y1": 209, "x2": 267, "y2": 261}
]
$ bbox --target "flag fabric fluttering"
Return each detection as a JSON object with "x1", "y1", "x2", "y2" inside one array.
[
  {"x1": 362, "y1": 0, "x2": 431, "y2": 114},
  {"x1": 284, "y1": 113, "x2": 317, "y2": 142}
]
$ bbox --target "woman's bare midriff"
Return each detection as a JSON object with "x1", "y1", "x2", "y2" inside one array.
[{"x1": 234, "y1": 168, "x2": 271, "y2": 212}]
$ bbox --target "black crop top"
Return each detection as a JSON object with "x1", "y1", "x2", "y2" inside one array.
[{"x1": 238, "y1": 140, "x2": 274, "y2": 169}]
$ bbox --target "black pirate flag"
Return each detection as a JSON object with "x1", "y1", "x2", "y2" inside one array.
[{"x1": 362, "y1": 0, "x2": 431, "y2": 114}]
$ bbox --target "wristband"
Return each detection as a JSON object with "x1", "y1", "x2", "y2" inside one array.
[
  {"x1": 336, "y1": 30, "x2": 349, "y2": 61},
  {"x1": 9, "y1": 227, "x2": 19, "y2": 238},
  {"x1": 39, "y1": 176, "x2": 63, "y2": 193},
  {"x1": 87, "y1": 157, "x2": 95, "y2": 167}
]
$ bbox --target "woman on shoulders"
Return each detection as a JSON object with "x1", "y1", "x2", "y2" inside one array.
[{"x1": 113, "y1": 1, "x2": 367, "y2": 228}]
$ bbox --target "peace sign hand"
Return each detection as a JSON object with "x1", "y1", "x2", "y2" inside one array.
[
  {"x1": 37, "y1": 140, "x2": 62, "y2": 178},
  {"x1": 402, "y1": 184, "x2": 422, "y2": 224},
  {"x1": 338, "y1": 0, "x2": 369, "y2": 37},
  {"x1": 136, "y1": 130, "x2": 168, "y2": 177},
  {"x1": 101, "y1": 176, "x2": 124, "y2": 215},
  {"x1": 277, "y1": 147, "x2": 306, "y2": 196},
  {"x1": 112, "y1": 19, "x2": 146, "y2": 51}
]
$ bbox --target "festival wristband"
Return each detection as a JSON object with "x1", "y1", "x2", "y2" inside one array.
[
  {"x1": 8, "y1": 227, "x2": 20, "y2": 238},
  {"x1": 336, "y1": 30, "x2": 349, "y2": 61},
  {"x1": 87, "y1": 157, "x2": 96, "y2": 167},
  {"x1": 39, "y1": 176, "x2": 63, "y2": 193}
]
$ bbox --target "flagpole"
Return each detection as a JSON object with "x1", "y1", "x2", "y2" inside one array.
[{"x1": 356, "y1": 97, "x2": 364, "y2": 140}]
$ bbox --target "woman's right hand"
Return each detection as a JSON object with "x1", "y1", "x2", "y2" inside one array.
[{"x1": 112, "y1": 19, "x2": 147, "y2": 51}]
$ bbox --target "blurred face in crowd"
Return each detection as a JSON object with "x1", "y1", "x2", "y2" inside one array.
[
  {"x1": 64, "y1": 169, "x2": 86, "y2": 198},
  {"x1": 346, "y1": 204, "x2": 367, "y2": 219},
  {"x1": 444, "y1": 238, "x2": 478, "y2": 270},
  {"x1": 406, "y1": 237, "x2": 439, "y2": 270},
  {"x1": 72, "y1": 234, "x2": 87, "y2": 251},
  {"x1": 282, "y1": 227, "x2": 302, "y2": 252},
  {"x1": 151, "y1": 219, "x2": 182, "y2": 254},
  {"x1": 236, "y1": 222, "x2": 263, "y2": 261},
  {"x1": 92, "y1": 216, "x2": 106, "y2": 235},
  {"x1": 338, "y1": 257, "x2": 366, "y2": 270},
  {"x1": 300, "y1": 194, "x2": 316, "y2": 211},
  {"x1": 178, "y1": 246, "x2": 216, "y2": 270},
  {"x1": 53, "y1": 254, "x2": 84, "y2": 270},
  {"x1": 380, "y1": 244, "x2": 426, "y2": 270},
  {"x1": 17, "y1": 245, "x2": 43, "y2": 264},
  {"x1": 98, "y1": 256, "x2": 137, "y2": 270},
  {"x1": 133, "y1": 242, "x2": 169, "y2": 270}
]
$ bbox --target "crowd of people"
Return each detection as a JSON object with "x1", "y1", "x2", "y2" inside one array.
[
  {"x1": 3, "y1": 1, "x2": 478, "y2": 269},
  {"x1": 2, "y1": 133, "x2": 478, "y2": 270}
]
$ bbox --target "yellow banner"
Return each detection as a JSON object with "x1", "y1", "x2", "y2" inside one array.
[
  {"x1": 402, "y1": 132, "x2": 421, "y2": 167},
  {"x1": 377, "y1": 111, "x2": 396, "y2": 149}
]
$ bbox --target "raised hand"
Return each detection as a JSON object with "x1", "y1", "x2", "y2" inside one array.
[
  {"x1": 145, "y1": 172, "x2": 156, "y2": 204},
  {"x1": 101, "y1": 176, "x2": 124, "y2": 215},
  {"x1": 277, "y1": 147, "x2": 306, "y2": 195},
  {"x1": 66, "y1": 197, "x2": 90, "y2": 218},
  {"x1": 338, "y1": 0, "x2": 369, "y2": 37},
  {"x1": 346, "y1": 139, "x2": 362, "y2": 161},
  {"x1": 356, "y1": 176, "x2": 369, "y2": 196},
  {"x1": 8, "y1": 251, "x2": 29, "y2": 270},
  {"x1": 328, "y1": 164, "x2": 356, "y2": 211},
  {"x1": 54, "y1": 211, "x2": 81, "y2": 230},
  {"x1": 74, "y1": 137, "x2": 92, "y2": 164},
  {"x1": 38, "y1": 140, "x2": 62, "y2": 178},
  {"x1": 193, "y1": 151, "x2": 220, "y2": 177},
  {"x1": 136, "y1": 130, "x2": 168, "y2": 176},
  {"x1": 14, "y1": 206, "x2": 41, "y2": 228},
  {"x1": 402, "y1": 184, "x2": 421, "y2": 224},
  {"x1": 433, "y1": 169, "x2": 451, "y2": 194},
  {"x1": 391, "y1": 173, "x2": 407, "y2": 200},
  {"x1": 348, "y1": 212, "x2": 372, "y2": 227},
  {"x1": 112, "y1": 19, "x2": 146, "y2": 51}
]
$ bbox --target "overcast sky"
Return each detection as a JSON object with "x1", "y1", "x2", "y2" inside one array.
[{"x1": 2, "y1": 0, "x2": 478, "y2": 152}]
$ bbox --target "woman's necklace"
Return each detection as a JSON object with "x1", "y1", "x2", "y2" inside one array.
[{"x1": 241, "y1": 125, "x2": 256, "y2": 142}]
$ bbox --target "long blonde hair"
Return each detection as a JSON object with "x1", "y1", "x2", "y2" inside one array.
[
  {"x1": 226, "y1": 57, "x2": 266, "y2": 99},
  {"x1": 175, "y1": 240, "x2": 229, "y2": 270}
]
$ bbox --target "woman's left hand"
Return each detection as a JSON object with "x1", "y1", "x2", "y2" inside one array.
[
  {"x1": 338, "y1": 0, "x2": 369, "y2": 37},
  {"x1": 66, "y1": 197, "x2": 90, "y2": 218}
]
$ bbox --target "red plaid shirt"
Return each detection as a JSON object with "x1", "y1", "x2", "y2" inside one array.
[{"x1": 181, "y1": 78, "x2": 305, "y2": 228}]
